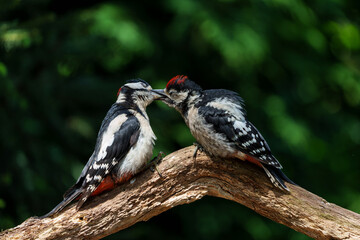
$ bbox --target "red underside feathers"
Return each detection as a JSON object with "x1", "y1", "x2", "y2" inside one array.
[
  {"x1": 90, "y1": 175, "x2": 115, "y2": 197},
  {"x1": 244, "y1": 154, "x2": 263, "y2": 168},
  {"x1": 90, "y1": 172, "x2": 133, "y2": 197}
]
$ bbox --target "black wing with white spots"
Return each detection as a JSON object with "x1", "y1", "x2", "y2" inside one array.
[
  {"x1": 41, "y1": 104, "x2": 140, "y2": 217},
  {"x1": 198, "y1": 91, "x2": 282, "y2": 169},
  {"x1": 236, "y1": 121, "x2": 282, "y2": 168},
  {"x1": 77, "y1": 111, "x2": 140, "y2": 209}
]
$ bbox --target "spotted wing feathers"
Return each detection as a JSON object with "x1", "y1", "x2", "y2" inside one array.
[
  {"x1": 76, "y1": 115, "x2": 140, "y2": 209},
  {"x1": 198, "y1": 93, "x2": 282, "y2": 169},
  {"x1": 235, "y1": 121, "x2": 282, "y2": 168}
]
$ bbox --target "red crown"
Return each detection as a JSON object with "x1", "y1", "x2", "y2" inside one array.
[
  {"x1": 117, "y1": 87, "x2": 122, "y2": 96},
  {"x1": 166, "y1": 75, "x2": 189, "y2": 89}
]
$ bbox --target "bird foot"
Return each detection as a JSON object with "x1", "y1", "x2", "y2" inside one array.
[
  {"x1": 193, "y1": 142, "x2": 205, "y2": 160},
  {"x1": 148, "y1": 151, "x2": 165, "y2": 178}
]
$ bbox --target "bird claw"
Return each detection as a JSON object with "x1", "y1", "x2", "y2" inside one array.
[
  {"x1": 148, "y1": 151, "x2": 165, "y2": 178},
  {"x1": 193, "y1": 142, "x2": 204, "y2": 159}
]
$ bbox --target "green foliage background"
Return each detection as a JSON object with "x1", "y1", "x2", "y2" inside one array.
[{"x1": 1, "y1": 0, "x2": 359, "y2": 239}]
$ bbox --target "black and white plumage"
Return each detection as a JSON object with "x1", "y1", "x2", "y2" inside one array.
[
  {"x1": 154, "y1": 75, "x2": 294, "y2": 191},
  {"x1": 43, "y1": 79, "x2": 165, "y2": 218}
]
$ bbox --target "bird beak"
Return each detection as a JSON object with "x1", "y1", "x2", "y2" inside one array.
[
  {"x1": 151, "y1": 89, "x2": 174, "y2": 105},
  {"x1": 151, "y1": 89, "x2": 167, "y2": 100}
]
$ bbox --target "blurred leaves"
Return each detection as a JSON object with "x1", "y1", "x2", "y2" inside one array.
[
  {"x1": 0, "y1": 0, "x2": 359, "y2": 239},
  {"x1": 329, "y1": 21, "x2": 360, "y2": 50},
  {"x1": 83, "y1": 4, "x2": 153, "y2": 71},
  {"x1": 0, "y1": 62, "x2": 7, "y2": 76}
]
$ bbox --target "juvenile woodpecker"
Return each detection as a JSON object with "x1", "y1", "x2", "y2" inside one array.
[
  {"x1": 154, "y1": 75, "x2": 294, "y2": 191},
  {"x1": 43, "y1": 79, "x2": 166, "y2": 217}
]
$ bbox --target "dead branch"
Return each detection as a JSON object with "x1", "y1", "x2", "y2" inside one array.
[{"x1": 1, "y1": 146, "x2": 360, "y2": 240}]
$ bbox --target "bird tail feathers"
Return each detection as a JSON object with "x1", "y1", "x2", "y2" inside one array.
[
  {"x1": 40, "y1": 188, "x2": 82, "y2": 218},
  {"x1": 262, "y1": 164, "x2": 297, "y2": 191}
]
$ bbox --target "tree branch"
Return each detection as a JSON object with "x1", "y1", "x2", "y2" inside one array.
[{"x1": 1, "y1": 146, "x2": 360, "y2": 240}]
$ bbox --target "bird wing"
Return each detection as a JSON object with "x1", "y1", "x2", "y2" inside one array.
[
  {"x1": 62, "y1": 152, "x2": 96, "y2": 200},
  {"x1": 43, "y1": 106, "x2": 141, "y2": 217},
  {"x1": 76, "y1": 112, "x2": 140, "y2": 209},
  {"x1": 199, "y1": 105, "x2": 282, "y2": 169}
]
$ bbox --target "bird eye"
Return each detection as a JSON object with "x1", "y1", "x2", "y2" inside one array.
[{"x1": 141, "y1": 82, "x2": 148, "y2": 88}]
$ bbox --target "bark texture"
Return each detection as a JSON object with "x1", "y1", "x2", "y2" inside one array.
[{"x1": 1, "y1": 146, "x2": 360, "y2": 240}]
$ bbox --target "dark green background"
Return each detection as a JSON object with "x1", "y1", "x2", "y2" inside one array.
[{"x1": 1, "y1": 0, "x2": 359, "y2": 239}]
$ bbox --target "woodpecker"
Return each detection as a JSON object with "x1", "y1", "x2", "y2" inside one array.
[
  {"x1": 154, "y1": 75, "x2": 294, "y2": 191},
  {"x1": 42, "y1": 79, "x2": 166, "y2": 218}
]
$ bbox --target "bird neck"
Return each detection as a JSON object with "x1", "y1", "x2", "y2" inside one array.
[
  {"x1": 179, "y1": 91, "x2": 201, "y2": 117},
  {"x1": 116, "y1": 94, "x2": 149, "y2": 120}
]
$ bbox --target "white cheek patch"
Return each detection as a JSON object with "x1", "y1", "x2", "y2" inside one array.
[
  {"x1": 97, "y1": 114, "x2": 128, "y2": 161},
  {"x1": 173, "y1": 92, "x2": 188, "y2": 105}
]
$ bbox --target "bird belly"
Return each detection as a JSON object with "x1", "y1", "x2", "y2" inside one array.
[
  {"x1": 187, "y1": 107, "x2": 235, "y2": 158},
  {"x1": 115, "y1": 113, "x2": 156, "y2": 176}
]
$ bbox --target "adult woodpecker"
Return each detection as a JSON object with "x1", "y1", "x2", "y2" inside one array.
[
  {"x1": 42, "y1": 79, "x2": 166, "y2": 218},
  {"x1": 153, "y1": 75, "x2": 294, "y2": 191}
]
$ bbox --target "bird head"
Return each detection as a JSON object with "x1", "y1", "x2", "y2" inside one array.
[
  {"x1": 117, "y1": 79, "x2": 167, "y2": 108},
  {"x1": 152, "y1": 75, "x2": 202, "y2": 113}
]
